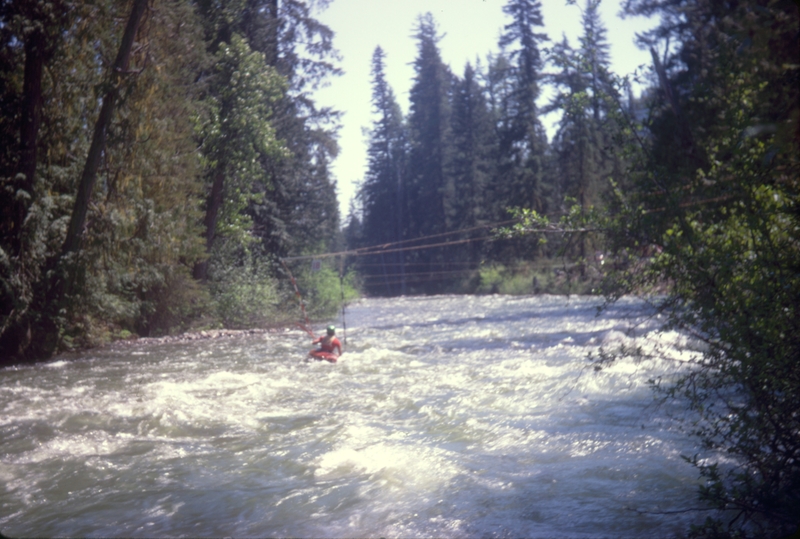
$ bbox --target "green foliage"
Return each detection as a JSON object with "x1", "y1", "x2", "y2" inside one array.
[
  {"x1": 545, "y1": 0, "x2": 626, "y2": 268},
  {"x1": 476, "y1": 260, "x2": 598, "y2": 296},
  {"x1": 295, "y1": 264, "x2": 359, "y2": 320},
  {"x1": 203, "y1": 32, "x2": 286, "y2": 246},
  {"x1": 207, "y1": 241, "x2": 280, "y2": 329},
  {"x1": 500, "y1": 272, "x2": 534, "y2": 296},
  {"x1": 0, "y1": 0, "x2": 213, "y2": 358},
  {"x1": 0, "y1": 0, "x2": 342, "y2": 362},
  {"x1": 83, "y1": 0, "x2": 209, "y2": 339},
  {"x1": 357, "y1": 46, "x2": 408, "y2": 296},
  {"x1": 239, "y1": 0, "x2": 343, "y2": 260},
  {"x1": 476, "y1": 264, "x2": 503, "y2": 293},
  {"x1": 476, "y1": 264, "x2": 538, "y2": 295},
  {"x1": 140, "y1": 266, "x2": 211, "y2": 336},
  {"x1": 595, "y1": 0, "x2": 800, "y2": 536}
]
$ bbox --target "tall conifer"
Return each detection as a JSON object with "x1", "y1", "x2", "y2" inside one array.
[
  {"x1": 498, "y1": 0, "x2": 549, "y2": 217},
  {"x1": 405, "y1": 13, "x2": 455, "y2": 291},
  {"x1": 450, "y1": 62, "x2": 497, "y2": 265},
  {"x1": 359, "y1": 46, "x2": 408, "y2": 295},
  {"x1": 195, "y1": 0, "x2": 342, "y2": 258},
  {"x1": 549, "y1": 1, "x2": 616, "y2": 267}
]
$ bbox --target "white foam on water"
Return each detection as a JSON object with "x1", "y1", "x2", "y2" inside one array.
[
  {"x1": 43, "y1": 360, "x2": 69, "y2": 368},
  {"x1": 11, "y1": 430, "x2": 129, "y2": 465},
  {"x1": 316, "y1": 441, "x2": 457, "y2": 487},
  {"x1": 0, "y1": 295, "x2": 707, "y2": 538}
]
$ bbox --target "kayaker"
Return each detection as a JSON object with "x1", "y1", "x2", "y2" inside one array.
[{"x1": 312, "y1": 325, "x2": 342, "y2": 358}]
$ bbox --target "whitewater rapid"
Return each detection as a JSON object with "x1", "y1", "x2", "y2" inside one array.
[{"x1": 0, "y1": 295, "x2": 704, "y2": 537}]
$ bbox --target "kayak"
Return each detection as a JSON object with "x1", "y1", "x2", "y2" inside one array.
[{"x1": 309, "y1": 349, "x2": 338, "y2": 363}]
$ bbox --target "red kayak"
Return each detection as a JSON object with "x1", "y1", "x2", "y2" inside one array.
[{"x1": 309, "y1": 349, "x2": 338, "y2": 363}]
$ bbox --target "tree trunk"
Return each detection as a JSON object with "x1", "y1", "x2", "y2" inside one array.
[
  {"x1": 650, "y1": 46, "x2": 697, "y2": 154},
  {"x1": 265, "y1": 0, "x2": 279, "y2": 67},
  {"x1": 10, "y1": 30, "x2": 47, "y2": 255},
  {"x1": 60, "y1": 0, "x2": 148, "y2": 259},
  {"x1": 18, "y1": 0, "x2": 149, "y2": 362},
  {"x1": 193, "y1": 169, "x2": 226, "y2": 281}
]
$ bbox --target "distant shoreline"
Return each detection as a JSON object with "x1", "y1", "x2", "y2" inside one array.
[{"x1": 114, "y1": 326, "x2": 297, "y2": 347}]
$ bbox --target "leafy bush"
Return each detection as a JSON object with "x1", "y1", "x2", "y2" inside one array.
[
  {"x1": 139, "y1": 266, "x2": 211, "y2": 336},
  {"x1": 297, "y1": 264, "x2": 359, "y2": 320},
  {"x1": 477, "y1": 264, "x2": 504, "y2": 293},
  {"x1": 207, "y1": 243, "x2": 280, "y2": 329},
  {"x1": 590, "y1": 2, "x2": 800, "y2": 535},
  {"x1": 476, "y1": 262, "x2": 599, "y2": 295}
]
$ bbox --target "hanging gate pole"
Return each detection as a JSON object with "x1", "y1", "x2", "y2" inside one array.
[
  {"x1": 280, "y1": 258, "x2": 314, "y2": 338},
  {"x1": 339, "y1": 255, "x2": 347, "y2": 346}
]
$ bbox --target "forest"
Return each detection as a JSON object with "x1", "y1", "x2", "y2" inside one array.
[
  {"x1": 1, "y1": 0, "x2": 798, "y2": 536},
  {"x1": 0, "y1": 0, "x2": 345, "y2": 362}
]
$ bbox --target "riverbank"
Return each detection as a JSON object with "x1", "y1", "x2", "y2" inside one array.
[
  {"x1": 0, "y1": 326, "x2": 303, "y2": 370},
  {"x1": 115, "y1": 327, "x2": 286, "y2": 346}
]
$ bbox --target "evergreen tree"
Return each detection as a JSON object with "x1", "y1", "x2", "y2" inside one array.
[
  {"x1": 405, "y1": 13, "x2": 455, "y2": 292},
  {"x1": 450, "y1": 62, "x2": 497, "y2": 265},
  {"x1": 579, "y1": 0, "x2": 611, "y2": 124},
  {"x1": 193, "y1": 0, "x2": 341, "y2": 259},
  {"x1": 342, "y1": 198, "x2": 362, "y2": 256},
  {"x1": 548, "y1": 1, "x2": 617, "y2": 268},
  {"x1": 483, "y1": 50, "x2": 516, "y2": 225},
  {"x1": 359, "y1": 46, "x2": 408, "y2": 295},
  {"x1": 548, "y1": 38, "x2": 581, "y2": 210},
  {"x1": 497, "y1": 0, "x2": 549, "y2": 216},
  {"x1": 242, "y1": 0, "x2": 342, "y2": 258}
]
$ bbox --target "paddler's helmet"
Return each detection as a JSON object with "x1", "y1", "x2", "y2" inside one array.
[{"x1": 326, "y1": 325, "x2": 336, "y2": 336}]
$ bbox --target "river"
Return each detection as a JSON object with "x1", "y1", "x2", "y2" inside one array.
[{"x1": 0, "y1": 294, "x2": 705, "y2": 538}]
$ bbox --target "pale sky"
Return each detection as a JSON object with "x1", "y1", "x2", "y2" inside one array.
[{"x1": 311, "y1": 0, "x2": 657, "y2": 220}]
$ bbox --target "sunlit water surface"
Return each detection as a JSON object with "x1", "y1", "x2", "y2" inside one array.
[{"x1": 1, "y1": 295, "x2": 705, "y2": 538}]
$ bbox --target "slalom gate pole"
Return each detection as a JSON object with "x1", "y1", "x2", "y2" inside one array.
[
  {"x1": 280, "y1": 258, "x2": 314, "y2": 338},
  {"x1": 339, "y1": 256, "x2": 347, "y2": 347}
]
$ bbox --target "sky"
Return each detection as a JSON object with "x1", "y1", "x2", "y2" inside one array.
[{"x1": 311, "y1": 0, "x2": 659, "y2": 220}]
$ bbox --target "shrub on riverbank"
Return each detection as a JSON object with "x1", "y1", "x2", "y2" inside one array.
[
  {"x1": 287, "y1": 265, "x2": 359, "y2": 320},
  {"x1": 207, "y1": 255, "x2": 280, "y2": 329},
  {"x1": 475, "y1": 262, "x2": 602, "y2": 296}
]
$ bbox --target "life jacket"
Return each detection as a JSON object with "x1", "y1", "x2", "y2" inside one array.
[{"x1": 317, "y1": 335, "x2": 341, "y2": 354}]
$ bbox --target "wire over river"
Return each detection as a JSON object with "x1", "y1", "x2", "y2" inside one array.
[{"x1": 280, "y1": 219, "x2": 522, "y2": 262}]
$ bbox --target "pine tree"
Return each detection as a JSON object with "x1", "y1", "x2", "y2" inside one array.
[
  {"x1": 192, "y1": 33, "x2": 286, "y2": 281},
  {"x1": 497, "y1": 0, "x2": 549, "y2": 217},
  {"x1": 193, "y1": 0, "x2": 341, "y2": 260},
  {"x1": 579, "y1": 0, "x2": 611, "y2": 124},
  {"x1": 241, "y1": 0, "x2": 342, "y2": 258},
  {"x1": 483, "y1": 50, "x2": 516, "y2": 225},
  {"x1": 359, "y1": 46, "x2": 408, "y2": 295},
  {"x1": 405, "y1": 13, "x2": 455, "y2": 292},
  {"x1": 548, "y1": 1, "x2": 617, "y2": 269},
  {"x1": 342, "y1": 198, "x2": 362, "y2": 254},
  {"x1": 450, "y1": 62, "x2": 497, "y2": 266}
]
